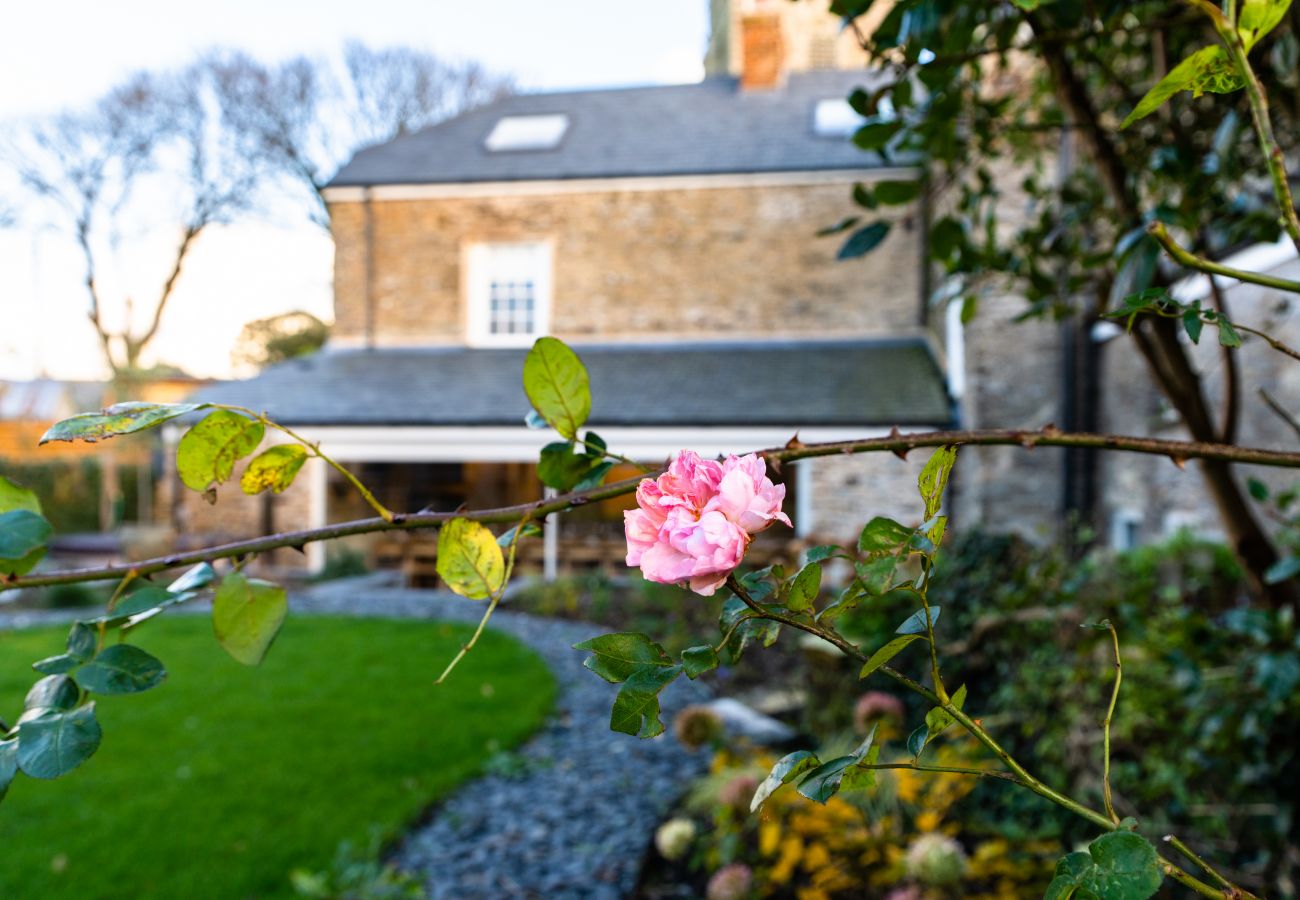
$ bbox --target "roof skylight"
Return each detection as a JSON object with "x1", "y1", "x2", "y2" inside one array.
[
  {"x1": 485, "y1": 114, "x2": 570, "y2": 152},
  {"x1": 812, "y1": 99, "x2": 864, "y2": 137}
]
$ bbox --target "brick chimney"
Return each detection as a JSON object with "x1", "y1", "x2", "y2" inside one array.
[{"x1": 740, "y1": 12, "x2": 785, "y2": 90}]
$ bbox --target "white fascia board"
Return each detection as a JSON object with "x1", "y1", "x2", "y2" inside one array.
[
  {"x1": 281, "y1": 425, "x2": 937, "y2": 464},
  {"x1": 322, "y1": 167, "x2": 921, "y2": 203}
]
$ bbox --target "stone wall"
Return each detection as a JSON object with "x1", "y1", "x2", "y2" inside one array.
[
  {"x1": 802, "y1": 451, "x2": 932, "y2": 543},
  {"x1": 329, "y1": 181, "x2": 925, "y2": 347}
]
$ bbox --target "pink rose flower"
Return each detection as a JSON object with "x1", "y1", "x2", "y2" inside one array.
[{"x1": 625, "y1": 451, "x2": 791, "y2": 596}]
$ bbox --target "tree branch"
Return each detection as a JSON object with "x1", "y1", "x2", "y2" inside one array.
[{"x1": 1149, "y1": 222, "x2": 1300, "y2": 295}]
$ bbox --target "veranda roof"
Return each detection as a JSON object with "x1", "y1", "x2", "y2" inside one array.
[{"x1": 190, "y1": 338, "x2": 954, "y2": 429}]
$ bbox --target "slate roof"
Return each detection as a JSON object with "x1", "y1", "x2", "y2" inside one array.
[
  {"x1": 329, "y1": 70, "x2": 892, "y2": 187},
  {"x1": 189, "y1": 339, "x2": 953, "y2": 429}
]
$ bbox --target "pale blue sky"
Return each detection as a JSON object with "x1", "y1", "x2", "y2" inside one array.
[{"x1": 0, "y1": 1, "x2": 711, "y2": 380}]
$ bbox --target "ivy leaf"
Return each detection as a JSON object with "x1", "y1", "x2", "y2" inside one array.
[
  {"x1": 538, "y1": 441, "x2": 596, "y2": 491},
  {"x1": 609, "y1": 665, "x2": 681, "y2": 738},
  {"x1": 1217, "y1": 317, "x2": 1243, "y2": 348},
  {"x1": 212, "y1": 573, "x2": 288, "y2": 667},
  {"x1": 40, "y1": 402, "x2": 207, "y2": 445},
  {"x1": 860, "y1": 634, "x2": 927, "y2": 679},
  {"x1": 0, "y1": 509, "x2": 53, "y2": 577},
  {"x1": 1044, "y1": 832, "x2": 1164, "y2": 900},
  {"x1": 751, "y1": 750, "x2": 820, "y2": 812},
  {"x1": 838, "y1": 221, "x2": 892, "y2": 260},
  {"x1": 896, "y1": 606, "x2": 942, "y2": 635},
  {"x1": 574, "y1": 632, "x2": 675, "y2": 683},
  {"x1": 1122, "y1": 45, "x2": 1245, "y2": 128},
  {"x1": 1183, "y1": 308, "x2": 1204, "y2": 343},
  {"x1": 523, "y1": 337, "x2": 590, "y2": 440},
  {"x1": 177, "y1": 410, "x2": 265, "y2": 494},
  {"x1": 1239, "y1": 0, "x2": 1293, "y2": 51},
  {"x1": 681, "y1": 645, "x2": 719, "y2": 679},
  {"x1": 15, "y1": 704, "x2": 102, "y2": 780},
  {"x1": 786, "y1": 562, "x2": 822, "y2": 611},
  {"x1": 436, "y1": 518, "x2": 506, "y2": 600},
  {"x1": 240, "y1": 445, "x2": 309, "y2": 495},
  {"x1": 77, "y1": 644, "x2": 166, "y2": 695},
  {"x1": 919, "y1": 446, "x2": 958, "y2": 518},
  {"x1": 859, "y1": 516, "x2": 913, "y2": 555},
  {"x1": 0, "y1": 739, "x2": 16, "y2": 803}
]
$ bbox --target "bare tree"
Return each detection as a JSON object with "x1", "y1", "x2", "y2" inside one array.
[{"x1": 208, "y1": 44, "x2": 513, "y2": 228}]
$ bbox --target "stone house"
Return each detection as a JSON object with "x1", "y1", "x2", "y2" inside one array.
[{"x1": 183, "y1": 1, "x2": 956, "y2": 575}]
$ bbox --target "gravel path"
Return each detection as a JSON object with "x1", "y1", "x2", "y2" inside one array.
[
  {"x1": 2, "y1": 574, "x2": 712, "y2": 898},
  {"x1": 295, "y1": 576, "x2": 712, "y2": 899}
]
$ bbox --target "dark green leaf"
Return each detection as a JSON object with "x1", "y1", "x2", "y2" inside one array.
[
  {"x1": 538, "y1": 441, "x2": 595, "y2": 491},
  {"x1": 32, "y1": 655, "x2": 79, "y2": 676},
  {"x1": 874, "y1": 180, "x2": 922, "y2": 205},
  {"x1": 66, "y1": 622, "x2": 97, "y2": 662},
  {"x1": 609, "y1": 665, "x2": 681, "y2": 738},
  {"x1": 16, "y1": 704, "x2": 102, "y2": 780},
  {"x1": 896, "y1": 606, "x2": 942, "y2": 635},
  {"x1": 523, "y1": 337, "x2": 590, "y2": 440},
  {"x1": 816, "y1": 216, "x2": 861, "y2": 237},
  {"x1": 796, "y1": 726, "x2": 879, "y2": 803},
  {"x1": 436, "y1": 518, "x2": 506, "y2": 600},
  {"x1": 859, "y1": 516, "x2": 913, "y2": 555},
  {"x1": 786, "y1": 562, "x2": 822, "y2": 611},
  {"x1": 907, "y1": 724, "x2": 928, "y2": 759},
  {"x1": 0, "y1": 509, "x2": 52, "y2": 577},
  {"x1": 39, "y1": 402, "x2": 208, "y2": 445},
  {"x1": 0, "y1": 739, "x2": 16, "y2": 802},
  {"x1": 852, "y1": 120, "x2": 902, "y2": 151},
  {"x1": 1217, "y1": 317, "x2": 1243, "y2": 348},
  {"x1": 212, "y1": 573, "x2": 288, "y2": 666},
  {"x1": 852, "y1": 183, "x2": 877, "y2": 209},
  {"x1": 1248, "y1": 478, "x2": 1270, "y2": 501},
  {"x1": 960, "y1": 295, "x2": 978, "y2": 324},
  {"x1": 1183, "y1": 308, "x2": 1204, "y2": 343},
  {"x1": 838, "y1": 221, "x2": 892, "y2": 260},
  {"x1": 806, "y1": 545, "x2": 840, "y2": 563},
  {"x1": 23, "y1": 675, "x2": 80, "y2": 716},
  {"x1": 574, "y1": 632, "x2": 675, "y2": 683},
  {"x1": 177, "y1": 410, "x2": 265, "y2": 493},
  {"x1": 919, "y1": 446, "x2": 958, "y2": 518},
  {"x1": 751, "y1": 750, "x2": 820, "y2": 811},
  {"x1": 240, "y1": 445, "x2": 309, "y2": 495},
  {"x1": 931, "y1": 218, "x2": 965, "y2": 262},
  {"x1": 860, "y1": 634, "x2": 926, "y2": 679},
  {"x1": 1043, "y1": 832, "x2": 1164, "y2": 900},
  {"x1": 817, "y1": 582, "x2": 866, "y2": 622},
  {"x1": 77, "y1": 644, "x2": 166, "y2": 695},
  {"x1": 1265, "y1": 555, "x2": 1300, "y2": 584},
  {"x1": 80, "y1": 585, "x2": 176, "y2": 626},
  {"x1": 1122, "y1": 46, "x2": 1245, "y2": 129},
  {"x1": 855, "y1": 557, "x2": 898, "y2": 595},
  {"x1": 681, "y1": 645, "x2": 719, "y2": 679},
  {"x1": 575, "y1": 461, "x2": 614, "y2": 492}
]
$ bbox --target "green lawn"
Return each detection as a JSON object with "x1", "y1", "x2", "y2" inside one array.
[{"x1": 0, "y1": 614, "x2": 556, "y2": 899}]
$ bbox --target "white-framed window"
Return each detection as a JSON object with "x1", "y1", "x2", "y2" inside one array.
[{"x1": 465, "y1": 241, "x2": 553, "y2": 346}]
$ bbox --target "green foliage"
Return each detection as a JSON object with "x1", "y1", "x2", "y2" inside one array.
[
  {"x1": 291, "y1": 832, "x2": 425, "y2": 899},
  {"x1": 77, "y1": 645, "x2": 167, "y2": 696},
  {"x1": 0, "y1": 509, "x2": 52, "y2": 578},
  {"x1": 1122, "y1": 46, "x2": 1244, "y2": 129},
  {"x1": 1044, "y1": 832, "x2": 1163, "y2": 900},
  {"x1": 574, "y1": 632, "x2": 682, "y2": 737},
  {"x1": 0, "y1": 617, "x2": 554, "y2": 899},
  {"x1": 177, "y1": 409, "x2": 266, "y2": 494},
  {"x1": 522, "y1": 336, "x2": 590, "y2": 440},
  {"x1": 837, "y1": 221, "x2": 891, "y2": 259},
  {"x1": 1239, "y1": 0, "x2": 1294, "y2": 51},
  {"x1": 212, "y1": 573, "x2": 289, "y2": 666},
  {"x1": 749, "y1": 750, "x2": 819, "y2": 812},
  {"x1": 435, "y1": 518, "x2": 505, "y2": 600},
  {"x1": 40, "y1": 402, "x2": 207, "y2": 444},
  {"x1": 0, "y1": 460, "x2": 141, "y2": 532},
  {"x1": 537, "y1": 434, "x2": 611, "y2": 491},
  {"x1": 573, "y1": 632, "x2": 675, "y2": 683},
  {"x1": 232, "y1": 310, "x2": 330, "y2": 372},
  {"x1": 15, "y1": 704, "x2": 101, "y2": 780},
  {"x1": 241, "y1": 445, "x2": 309, "y2": 495},
  {"x1": 313, "y1": 548, "x2": 370, "y2": 582},
  {"x1": 859, "y1": 634, "x2": 926, "y2": 680}
]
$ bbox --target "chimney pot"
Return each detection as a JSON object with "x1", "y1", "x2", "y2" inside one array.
[{"x1": 740, "y1": 13, "x2": 785, "y2": 90}]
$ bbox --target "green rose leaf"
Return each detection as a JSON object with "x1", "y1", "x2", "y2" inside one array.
[
  {"x1": 212, "y1": 573, "x2": 288, "y2": 667},
  {"x1": 177, "y1": 409, "x2": 265, "y2": 494},
  {"x1": 1122, "y1": 45, "x2": 1245, "y2": 129},
  {"x1": 797, "y1": 726, "x2": 879, "y2": 804},
  {"x1": 168, "y1": 562, "x2": 216, "y2": 594},
  {"x1": 1043, "y1": 832, "x2": 1164, "y2": 900},
  {"x1": 40, "y1": 402, "x2": 208, "y2": 445},
  {"x1": 23, "y1": 674, "x2": 80, "y2": 717},
  {"x1": 574, "y1": 460, "x2": 614, "y2": 491},
  {"x1": 923, "y1": 684, "x2": 968, "y2": 745},
  {"x1": 240, "y1": 445, "x2": 309, "y2": 495},
  {"x1": 66, "y1": 622, "x2": 97, "y2": 662},
  {"x1": 496, "y1": 521, "x2": 543, "y2": 548},
  {"x1": 574, "y1": 632, "x2": 675, "y2": 683},
  {"x1": 523, "y1": 337, "x2": 590, "y2": 440},
  {"x1": 786, "y1": 562, "x2": 822, "y2": 611},
  {"x1": 682, "y1": 645, "x2": 720, "y2": 679},
  {"x1": 919, "y1": 447, "x2": 958, "y2": 518},
  {"x1": 0, "y1": 739, "x2": 17, "y2": 803},
  {"x1": 907, "y1": 724, "x2": 928, "y2": 759},
  {"x1": 838, "y1": 221, "x2": 892, "y2": 260},
  {"x1": 896, "y1": 606, "x2": 942, "y2": 635},
  {"x1": 874, "y1": 180, "x2": 922, "y2": 205},
  {"x1": 805, "y1": 545, "x2": 840, "y2": 563},
  {"x1": 538, "y1": 441, "x2": 596, "y2": 491},
  {"x1": 31, "y1": 655, "x2": 79, "y2": 676},
  {"x1": 609, "y1": 665, "x2": 681, "y2": 738},
  {"x1": 0, "y1": 474, "x2": 41, "y2": 515},
  {"x1": 436, "y1": 518, "x2": 505, "y2": 600},
  {"x1": 1240, "y1": 0, "x2": 1293, "y2": 51},
  {"x1": 751, "y1": 750, "x2": 821, "y2": 812},
  {"x1": 860, "y1": 633, "x2": 927, "y2": 679},
  {"x1": 858, "y1": 516, "x2": 914, "y2": 555},
  {"x1": 77, "y1": 644, "x2": 166, "y2": 695},
  {"x1": 0, "y1": 509, "x2": 53, "y2": 577},
  {"x1": 16, "y1": 704, "x2": 102, "y2": 780}
]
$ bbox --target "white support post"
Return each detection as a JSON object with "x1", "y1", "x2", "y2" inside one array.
[{"x1": 543, "y1": 487, "x2": 558, "y2": 582}]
